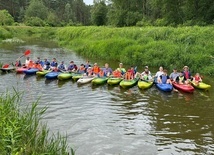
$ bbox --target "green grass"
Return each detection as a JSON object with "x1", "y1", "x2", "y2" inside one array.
[
  {"x1": 0, "y1": 90, "x2": 74, "y2": 155},
  {"x1": 57, "y1": 26, "x2": 214, "y2": 76}
]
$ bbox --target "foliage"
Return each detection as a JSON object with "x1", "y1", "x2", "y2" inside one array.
[
  {"x1": 57, "y1": 26, "x2": 214, "y2": 76},
  {"x1": 0, "y1": 10, "x2": 14, "y2": 26},
  {"x1": 0, "y1": 90, "x2": 74, "y2": 154},
  {"x1": 25, "y1": 17, "x2": 46, "y2": 27}
]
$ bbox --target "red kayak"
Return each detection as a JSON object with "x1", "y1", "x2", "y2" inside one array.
[
  {"x1": 16, "y1": 67, "x2": 28, "y2": 74},
  {"x1": 172, "y1": 82, "x2": 194, "y2": 93}
]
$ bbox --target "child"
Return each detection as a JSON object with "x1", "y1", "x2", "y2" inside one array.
[
  {"x1": 192, "y1": 73, "x2": 202, "y2": 85},
  {"x1": 125, "y1": 66, "x2": 135, "y2": 80},
  {"x1": 176, "y1": 72, "x2": 187, "y2": 84}
]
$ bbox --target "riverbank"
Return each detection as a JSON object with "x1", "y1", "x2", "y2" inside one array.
[
  {"x1": 0, "y1": 91, "x2": 74, "y2": 154},
  {"x1": 0, "y1": 26, "x2": 214, "y2": 75}
]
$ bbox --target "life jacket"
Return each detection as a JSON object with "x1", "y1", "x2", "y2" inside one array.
[
  {"x1": 161, "y1": 75, "x2": 167, "y2": 84},
  {"x1": 44, "y1": 65, "x2": 50, "y2": 70},
  {"x1": 113, "y1": 70, "x2": 121, "y2": 78},
  {"x1": 194, "y1": 76, "x2": 201, "y2": 82},
  {"x1": 92, "y1": 66, "x2": 100, "y2": 74},
  {"x1": 179, "y1": 76, "x2": 184, "y2": 82},
  {"x1": 98, "y1": 71, "x2": 105, "y2": 77},
  {"x1": 28, "y1": 61, "x2": 35, "y2": 68},
  {"x1": 58, "y1": 64, "x2": 66, "y2": 70},
  {"x1": 184, "y1": 71, "x2": 191, "y2": 79},
  {"x1": 117, "y1": 67, "x2": 126, "y2": 75},
  {"x1": 35, "y1": 64, "x2": 43, "y2": 71},
  {"x1": 125, "y1": 72, "x2": 132, "y2": 80},
  {"x1": 78, "y1": 67, "x2": 85, "y2": 74},
  {"x1": 51, "y1": 61, "x2": 57, "y2": 67},
  {"x1": 68, "y1": 64, "x2": 74, "y2": 70}
]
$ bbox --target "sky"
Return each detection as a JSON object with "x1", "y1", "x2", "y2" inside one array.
[{"x1": 83, "y1": 0, "x2": 93, "y2": 5}]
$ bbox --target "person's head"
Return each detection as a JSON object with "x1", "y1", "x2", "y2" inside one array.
[
  {"x1": 183, "y1": 66, "x2": 189, "y2": 71},
  {"x1": 105, "y1": 63, "x2": 109, "y2": 68},
  {"x1": 145, "y1": 66, "x2": 149, "y2": 70},
  {"x1": 37, "y1": 57, "x2": 40, "y2": 60},
  {"x1": 27, "y1": 57, "x2": 30, "y2": 60},
  {"x1": 173, "y1": 68, "x2": 177, "y2": 72},
  {"x1": 195, "y1": 73, "x2": 200, "y2": 77},
  {"x1": 159, "y1": 66, "x2": 163, "y2": 71},
  {"x1": 130, "y1": 66, "x2": 134, "y2": 70},
  {"x1": 61, "y1": 61, "x2": 64, "y2": 64},
  {"x1": 163, "y1": 69, "x2": 167, "y2": 74},
  {"x1": 53, "y1": 58, "x2": 56, "y2": 61},
  {"x1": 119, "y1": 63, "x2": 123, "y2": 67},
  {"x1": 80, "y1": 64, "x2": 84, "y2": 68},
  {"x1": 70, "y1": 61, "x2": 74, "y2": 64},
  {"x1": 179, "y1": 72, "x2": 183, "y2": 76},
  {"x1": 44, "y1": 58, "x2": 47, "y2": 61}
]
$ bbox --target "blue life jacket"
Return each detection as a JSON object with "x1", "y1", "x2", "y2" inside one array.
[
  {"x1": 68, "y1": 64, "x2": 74, "y2": 70},
  {"x1": 58, "y1": 64, "x2": 65, "y2": 70},
  {"x1": 51, "y1": 61, "x2": 57, "y2": 67},
  {"x1": 161, "y1": 75, "x2": 167, "y2": 84}
]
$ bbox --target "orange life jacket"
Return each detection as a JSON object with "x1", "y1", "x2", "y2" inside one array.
[
  {"x1": 28, "y1": 61, "x2": 35, "y2": 68},
  {"x1": 113, "y1": 70, "x2": 121, "y2": 78},
  {"x1": 92, "y1": 66, "x2": 100, "y2": 74},
  {"x1": 35, "y1": 64, "x2": 43, "y2": 71},
  {"x1": 99, "y1": 71, "x2": 104, "y2": 77}
]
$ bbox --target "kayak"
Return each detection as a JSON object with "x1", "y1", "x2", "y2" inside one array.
[
  {"x1": 45, "y1": 72, "x2": 61, "y2": 79},
  {"x1": 0, "y1": 66, "x2": 16, "y2": 72},
  {"x1": 119, "y1": 78, "x2": 139, "y2": 89},
  {"x1": 58, "y1": 72, "x2": 73, "y2": 80},
  {"x1": 24, "y1": 68, "x2": 39, "y2": 75},
  {"x1": 191, "y1": 82, "x2": 211, "y2": 90},
  {"x1": 156, "y1": 83, "x2": 173, "y2": 92},
  {"x1": 107, "y1": 77, "x2": 123, "y2": 85},
  {"x1": 77, "y1": 75, "x2": 95, "y2": 84},
  {"x1": 16, "y1": 67, "x2": 28, "y2": 73},
  {"x1": 138, "y1": 80, "x2": 153, "y2": 89},
  {"x1": 172, "y1": 82, "x2": 194, "y2": 93},
  {"x1": 36, "y1": 70, "x2": 51, "y2": 76},
  {"x1": 72, "y1": 73, "x2": 83, "y2": 81},
  {"x1": 92, "y1": 77, "x2": 108, "y2": 85}
]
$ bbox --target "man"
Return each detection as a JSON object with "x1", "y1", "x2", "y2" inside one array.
[
  {"x1": 102, "y1": 63, "x2": 113, "y2": 76},
  {"x1": 169, "y1": 68, "x2": 180, "y2": 81}
]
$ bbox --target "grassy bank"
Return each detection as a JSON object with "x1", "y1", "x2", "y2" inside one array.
[
  {"x1": 0, "y1": 91, "x2": 74, "y2": 155},
  {"x1": 57, "y1": 26, "x2": 214, "y2": 75}
]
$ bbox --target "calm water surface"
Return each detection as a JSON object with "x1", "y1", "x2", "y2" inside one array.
[{"x1": 0, "y1": 41, "x2": 214, "y2": 155}]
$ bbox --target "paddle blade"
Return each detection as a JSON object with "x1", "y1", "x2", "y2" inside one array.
[
  {"x1": 24, "y1": 50, "x2": 31, "y2": 56},
  {"x1": 2, "y1": 64, "x2": 9, "y2": 68}
]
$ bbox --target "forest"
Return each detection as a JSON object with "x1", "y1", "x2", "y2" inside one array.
[{"x1": 0, "y1": 0, "x2": 214, "y2": 27}]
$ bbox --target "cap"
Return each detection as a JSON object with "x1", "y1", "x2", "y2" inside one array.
[
  {"x1": 145, "y1": 66, "x2": 148, "y2": 69},
  {"x1": 94, "y1": 63, "x2": 97, "y2": 65},
  {"x1": 119, "y1": 63, "x2": 123, "y2": 65}
]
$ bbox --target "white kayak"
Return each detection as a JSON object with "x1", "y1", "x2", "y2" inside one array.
[{"x1": 77, "y1": 75, "x2": 95, "y2": 84}]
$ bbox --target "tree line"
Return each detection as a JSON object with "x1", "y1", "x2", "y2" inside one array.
[{"x1": 0, "y1": 0, "x2": 213, "y2": 27}]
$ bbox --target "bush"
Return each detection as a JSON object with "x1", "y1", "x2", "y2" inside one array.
[
  {"x1": 25, "y1": 17, "x2": 46, "y2": 27},
  {"x1": 0, "y1": 10, "x2": 14, "y2": 26}
]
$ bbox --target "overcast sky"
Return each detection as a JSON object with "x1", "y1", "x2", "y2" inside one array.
[{"x1": 84, "y1": 0, "x2": 93, "y2": 5}]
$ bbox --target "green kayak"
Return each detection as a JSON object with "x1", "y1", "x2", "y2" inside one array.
[
  {"x1": 58, "y1": 72, "x2": 73, "y2": 80},
  {"x1": 92, "y1": 77, "x2": 108, "y2": 85},
  {"x1": 36, "y1": 70, "x2": 51, "y2": 76},
  {"x1": 72, "y1": 73, "x2": 83, "y2": 81},
  {"x1": 138, "y1": 80, "x2": 153, "y2": 89},
  {"x1": 119, "y1": 78, "x2": 139, "y2": 88},
  {"x1": 107, "y1": 77, "x2": 123, "y2": 85}
]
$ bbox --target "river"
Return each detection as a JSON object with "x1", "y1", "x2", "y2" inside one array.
[{"x1": 0, "y1": 40, "x2": 214, "y2": 155}]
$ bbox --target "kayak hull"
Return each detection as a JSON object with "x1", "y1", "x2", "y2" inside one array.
[
  {"x1": 107, "y1": 77, "x2": 122, "y2": 85},
  {"x1": 36, "y1": 70, "x2": 51, "y2": 76},
  {"x1": 0, "y1": 67, "x2": 16, "y2": 72},
  {"x1": 45, "y1": 72, "x2": 61, "y2": 79},
  {"x1": 191, "y1": 82, "x2": 211, "y2": 90},
  {"x1": 92, "y1": 77, "x2": 108, "y2": 85},
  {"x1": 138, "y1": 80, "x2": 153, "y2": 89},
  {"x1": 24, "y1": 68, "x2": 39, "y2": 75},
  {"x1": 77, "y1": 76, "x2": 95, "y2": 84},
  {"x1": 58, "y1": 73, "x2": 73, "y2": 80},
  {"x1": 16, "y1": 67, "x2": 28, "y2": 73},
  {"x1": 120, "y1": 78, "x2": 139, "y2": 88},
  {"x1": 172, "y1": 82, "x2": 194, "y2": 93},
  {"x1": 72, "y1": 73, "x2": 83, "y2": 81},
  {"x1": 156, "y1": 83, "x2": 173, "y2": 92}
]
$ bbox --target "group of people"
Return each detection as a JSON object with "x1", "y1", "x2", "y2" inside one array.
[{"x1": 15, "y1": 56, "x2": 203, "y2": 84}]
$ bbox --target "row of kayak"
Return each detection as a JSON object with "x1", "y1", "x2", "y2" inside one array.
[{"x1": 2, "y1": 67, "x2": 211, "y2": 93}]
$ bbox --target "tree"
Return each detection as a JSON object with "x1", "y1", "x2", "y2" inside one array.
[
  {"x1": 91, "y1": 1, "x2": 107, "y2": 25},
  {"x1": 0, "y1": 10, "x2": 14, "y2": 25}
]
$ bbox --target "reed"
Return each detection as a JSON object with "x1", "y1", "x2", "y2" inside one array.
[
  {"x1": 0, "y1": 90, "x2": 74, "y2": 155},
  {"x1": 57, "y1": 26, "x2": 214, "y2": 76}
]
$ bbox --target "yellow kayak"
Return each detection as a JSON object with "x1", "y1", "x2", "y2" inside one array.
[
  {"x1": 138, "y1": 80, "x2": 153, "y2": 89},
  {"x1": 191, "y1": 82, "x2": 211, "y2": 90}
]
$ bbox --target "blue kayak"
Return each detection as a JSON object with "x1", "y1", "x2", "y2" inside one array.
[
  {"x1": 45, "y1": 72, "x2": 61, "y2": 79},
  {"x1": 156, "y1": 83, "x2": 173, "y2": 92},
  {"x1": 24, "y1": 68, "x2": 39, "y2": 75}
]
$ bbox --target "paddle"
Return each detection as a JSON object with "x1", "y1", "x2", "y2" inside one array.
[
  {"x1": 2, "y1": 64, "x2": 9, "y2": 68},
  {"x1": 19, "y1": 49, "x2": 31, "y2": 59}
]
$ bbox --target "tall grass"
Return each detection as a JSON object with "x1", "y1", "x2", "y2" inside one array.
[
  {"x1": 57, "y1": 26, "x2": 214, "y2": 76},
  {"x1": 0, "y1": 90, "x2": 74, "y2": 155}
]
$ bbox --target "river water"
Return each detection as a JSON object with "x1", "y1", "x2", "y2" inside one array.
[{"x1": 0, "y1": 40, "x2": 214, "y2": 155}]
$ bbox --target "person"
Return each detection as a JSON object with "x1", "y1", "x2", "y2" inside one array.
[
  {"x1": 192, "y1": 73, "x2": 202, "y2": 85},
  {"x1": 182, "y1": 66, "x2": 192, "y2": 80},
  {"x1": 57, "y1": 61, "x2": 67, "y2": 71},
  {"x1": 34, "y1": 62, "x2": 43, "y2": 71},
  {"x1": 15, "y1": 59, "x2": 22, "y2": 67},
  {"x1": 43, "y1": 62, "x2": 50, "y2": 70},
  {"x1": 50, "y1": 58, "x2": 58, "y2": 71},
  {"x1": 35, "y1": 57, "x2": 43, "y2": 66},
  {"x1": 158, "y1": 69, "x2": 172, "y2": 84},
  {"x1": 169, "y1": 68, "x2": 180, "y2": 81},
  {"x1": 102, "y1": 63, "x2": 113, "y2": 77},
  {"x1": 175, "y1": 72, "x2": 187, "y2": 84},
  {"x1": 44, "y1": 58, "x2": 50, "y2": 65},
  {"x1": 86, "y1": 67, "x2": 93, "y2": 76},
  {"x1": 116, "y1": 63, "x2": 126, "y2": 75},
  {"x1": 92, "y1": 63, "x2": 100, "y2": 75},
  {"x1": 97, "y1": 68, "x2": 105, "y2": 77},
  {"x1": 25, "y1": 57, "x2": 31, "y2": 66},
  {"x1": 84, "y1": 60, "x2": 91, "y2": 70},
  {"x1": 125, "y1": 66, "x2": 135, "y2": 80},
  {"x1": 112, "y1": 69, "x2": 122, "y2": 78},
  {"x1": 140, "y1": 66, "x2": 152, "y2": 81},
  {"x1": 77, "y1": 64, "x2": 86, "y2": 74},
  {"x1": 27, "y1": 60, "x2": 35, "y2": 68},
  {"x1": 155, "y1": 66, "x2": 164, "y2": 78},
  {"x1": 67, "y1": 61, "x2": 77, "y2": 72}
]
